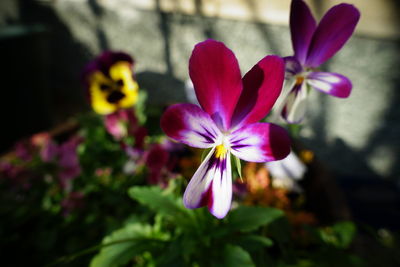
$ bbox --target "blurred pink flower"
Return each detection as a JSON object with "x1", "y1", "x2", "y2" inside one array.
[
  {"x1": 143, "y1": 140, "x2": 184, "y2": 187},
  {"x1": 104, "y1": 109, "x2": 148, "y2": 149},
  {"x1": 40, "y1": 140, "x2": 58, "y2": 162},
  {"x1": 232, "y1": 180, "x2": 247, "y2": 198},
  {"x1": 131, "y1": 126, "x2": 147, "y2": 150},
  {"x1": 104, "y1": 109, "x2": 134, "y2": 140},
  {"x1": 0, "y1": 160, "x2": 32, "y2": 189},
  {"x1": 58, "y1": 137, "x2": 82, "y2": 190},
  {"x1": 95, "y1": 167, "x2": 112, "y2": 177},
  {"x1": 14, "y1": 141, "x2": 33, "y2": 161},
  {"x1": 30, "y1": 132, "x2": 51, "y2": 147},
  {"x1": 145, "y1": 144, "x2": 169, "y2": 186},
  {"x1": 61, "y1": 191, "x2": 85, "y2": 216}
]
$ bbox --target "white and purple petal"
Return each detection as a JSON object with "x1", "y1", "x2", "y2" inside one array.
[
  {"x1": 265, "y1": 150, "x2": 306, "y2": 181},
  {"x1": 189, "y1": 39, "x2": 243, "y2": 131},
  {"x1": 307, "y1": 72, "x2": 352, "y2": 98},
  {"x1": 305, "y1": 4, "x2": 360, "y2": 68},
  {"x1": 229, "y1": 123, "x2": 290, "y2": 162},
  {"x1": 231, "y1": 55, "x2": 285, "y2": 129},
  {"x1": 290, "y1": 0, "x2": 317, "y2": 65},
  {"x1": 160, "y1": 103, "x2": 221, "y2": 148},
  {"x1": 266, "y1": 150, "x2": 306, "y2": 193},
  {"x1": 284, "y1": 56, "x2": 303, "y2": 79},
  {"x1": 209, "y1": 151, "x2": 232, "y2": 219},
  {"x1": 281, "y1": 81, "x2": 308, "y2": 124},
  {"x1": 183, "y1": 148, "x2": 232, "y2": 219}
]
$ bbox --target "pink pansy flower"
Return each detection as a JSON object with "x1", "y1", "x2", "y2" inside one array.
[
  {"x1": 161, "y1": 40, "x2": 291, "y2": 218},
  {"x1": 14, "y1": 141, "x2": 33, "y2": 162},
  {"x1": 61, "y1": 191, "x2": 85, "y2": 216},
  {"x1": 58, "y1": 137, "x2": 82, "y2": 189},
  {"x1": 104, "y1": 109, "x2": 148, "y2": 149},
  {"x1": 145, "y1": 144, "x2": 170, "y2": 186},
  {"x1": 40, "y1": 139, "x2": 58, "y2": 162},
  {"x1": 144, "y1": 140, "x2": 183, "y2": 187},
  {"x1": 104, "y1": 110, "x2": 132, "y2": 140},
  {"x1": 282, "y1": 0, "x2": 360, "y2": 123}
]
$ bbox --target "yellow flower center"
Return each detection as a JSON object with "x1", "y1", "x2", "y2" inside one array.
[
  {"x1": 215, "y1": 144, "x2": 228, "y2": 159},
  {"x1": 295, "y1": 76, "x2": 305, "y2": 85}
]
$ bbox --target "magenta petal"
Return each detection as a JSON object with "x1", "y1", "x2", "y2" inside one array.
[
  {"x1": 290, "y1": 0, "x2": 317, "y2": 65},
  {"x1": 189, "y1": 39, "x2": 243, "y2": 131},
  {"x1": 307, "y1": 72, "x2": 352, "y2": 98},
  {"x1": 231, "y1": 55, "x2": 285, "y2": 129},
  {"x1": 305, "y1": 4, "x2": 360, "y2": 67},
  {"x1": 160, "y1": 103, "x2": 221, "y2": 148},
  {"x1": 229, "y1": 123, "x2": 290, "y2": 162},
  {"x1": 281, "y1": 82, "x2": 308, "y2": 124},
  {"x1": 183, "y1": 148, "x2": 232, "y2": 219}
]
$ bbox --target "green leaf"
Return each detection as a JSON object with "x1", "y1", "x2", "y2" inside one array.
[
  {"x1": 134, "y1": 90, "x2": 148, "y2": 124},
  {"x1": 319, "y1": 221, "x2": 356, "y2": 249},
  {"x1": 288, "y1": 124, "x2": 301, "y2": 137},
  {"x1": 268, "y1": 216, "x2": 291, "y2": 244},
  {"x1": 223, "y1": 245, "x2": 255, "y2": 267},
  {"x1": 90, "y1": 223, "x2": 165, "y2": 267},
  {"x1": 332, "y1": 221, "x2": 356, "y2": 248},
  {"x1": 232, "y1": 155, "x2": 242, "y2": 180},
  {"x1": 233, "y1": 234, "x2": 274, "y2": 250},
  {"x1": 227, "y1": 206, "x2": 284, "y2": 232},
  {"x1": 128, "y1": 186, "x2": 192, "y2": 227}
]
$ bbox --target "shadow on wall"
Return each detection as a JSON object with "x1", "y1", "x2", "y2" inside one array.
[
  {"x1": 18, "y1": 0, "x2": 91, "y2": 115},
  {"x1": 0, "y1": 0, "x2": 91, "y2": 151}
]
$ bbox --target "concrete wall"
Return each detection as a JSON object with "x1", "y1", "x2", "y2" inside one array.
[{"x1": 1, "y1": 0, "x2": 399, "y2": 181}]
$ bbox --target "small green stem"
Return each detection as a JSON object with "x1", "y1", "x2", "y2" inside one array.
[
  {"x1": 45, "y1": 237, "x2": 164, "y2": 267},
  {"x1": 288, "y1": 124, "x2": 302, "y2": 139}
]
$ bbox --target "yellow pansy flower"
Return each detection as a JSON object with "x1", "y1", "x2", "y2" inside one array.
[{"x1": 82, "y1": 51, "x2": 139, "y2": 114}]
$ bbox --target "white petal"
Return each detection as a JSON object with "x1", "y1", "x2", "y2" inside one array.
[
  {"x1": 183, "y1": 147, "x2": 215, "y2": 209},
  {"x1": 265, "y1": 150, "x2": 306, "y2": 181},
  {"x1": 183, "y1": 148, "x2": 233, "y2": 219},
  {"x1": 281, "y1": 81, "x2": 308, "y2": 124},
  {"x1": 209, "y1": 152, "x2": 232, "y2": 219}
]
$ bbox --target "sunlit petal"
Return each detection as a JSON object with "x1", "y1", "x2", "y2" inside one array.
[
  {"x1": 231, "y1": 55, "x2": 285, "y2": 129},
  {"x1": 189, "y1": 39, "x2": 243, "y2": 130}
]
